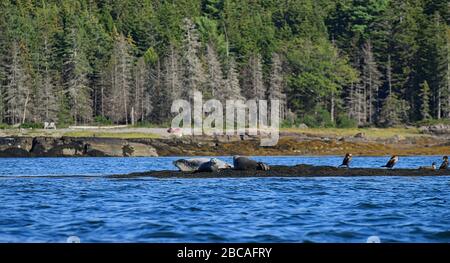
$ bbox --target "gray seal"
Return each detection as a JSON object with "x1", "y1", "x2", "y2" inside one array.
[
  {"x1": 195, "y1": 158, "x2": 221, "y2": 173},
  {"x1": 174, "y1": 158, "x2": 232, "y2": 172},
  {"x1": 233, "y1": 156, "x2": 270, "y2": 171}
]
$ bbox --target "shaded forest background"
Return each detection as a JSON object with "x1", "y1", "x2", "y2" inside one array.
[{"x1": 0, "y1": 0, "x2": 448, "y2": 128}]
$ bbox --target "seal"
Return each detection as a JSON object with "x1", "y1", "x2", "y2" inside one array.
[
  {"x1": 173, "y1": 158, "x2": 232, "y2": 172},
  {"x1": 233, "y1": 156, "x2": 270, "y2": 171},
  {"x1": 381, "y1": 155, "x2": 398, "y2": 169},
  {"x1": 195, "y1": 158, "x2": 221, "y2": 173}
]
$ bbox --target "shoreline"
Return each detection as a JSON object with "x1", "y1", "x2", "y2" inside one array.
[{"x1": 1, "y1": 127, "x2": 449, "y2": 157}]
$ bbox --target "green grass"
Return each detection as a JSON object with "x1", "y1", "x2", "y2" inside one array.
[
  {"x1": 132, "y1": 121, "x2": 171, "y2": 128},
  {"x1": 0, "y1": 124, "x2": 432, "y2": 140},
  {"x1": 62, "y1": 131, "x2": 161, "y2": 139},
  {"x1": 281, "y1": 127, "x2": 422, "y2": 139}
]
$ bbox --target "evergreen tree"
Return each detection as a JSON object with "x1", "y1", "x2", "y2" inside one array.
[
  {"x1": 182, "y1": 18, "x2": 206, "y2": 98},
  {"x1": 419, "y1": 81, "x2": 431, "y2": 120},
  {"x1": 62, "y1": 28, "x2": 93, "y2": 124},
  {"x1": 4, "y1": 42, "x2": 33, "y2": 125},
  {"x1": 33, "y1": 3, "x2": 61, "y2": 122},
  {"x1": 105, "y1": 32, "x2": 134, "y2": 124},
  {"x1": 223, "y1": 57, "x2": 243, "y2": 100},
  {"x1": 268, "y1": 53, "x2": 287, "y2": 119},
  {"x1": 206, "y1": 43, "x2": 224, "y2": 100},
  {"x1": 133, "y1": 57, "x2": 151, "y2": 123},
  {"x1": 0, "y1": 0, "x2": 447, "y2": 126},
  {"x1": 148, "y1": 58, "x2": 166, "y2": 123},
  {"x1": 361, "y1": 40, "x2": 382, "y2": 123},
  {"x1": 163, "y1": 44, "x2": 182, "y2": 102},
  {"x1": 243, "y1": 53, "x2": 265, "y2": 101},
  {"x1": 378, "y1": 93, "x2": 411, "y2": 127}
]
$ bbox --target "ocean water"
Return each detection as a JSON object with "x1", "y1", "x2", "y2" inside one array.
[{"x1": 0, "y1": 156, "x2": 449, "y2": 243}]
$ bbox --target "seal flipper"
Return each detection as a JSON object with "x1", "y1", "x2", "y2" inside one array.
[{"x1": 257, "y1": 162, "x2": 270, "y2": 171}]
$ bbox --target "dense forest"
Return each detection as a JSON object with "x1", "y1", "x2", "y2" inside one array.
[{"x1": 0, "y1": 0, "x2": 448, "y2": 128}]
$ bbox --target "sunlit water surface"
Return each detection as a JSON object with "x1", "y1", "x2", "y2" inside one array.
[{"x1": 0, "y1": 156, "x2": 449, "y2": 242}]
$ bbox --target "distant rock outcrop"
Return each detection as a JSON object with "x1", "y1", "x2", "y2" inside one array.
[
  {"x1": 1, "y1": 137, "x2": 158, "y2": 157},
  {"x1": 419, "y1": 124, "x2": 450, "y2": 135}
]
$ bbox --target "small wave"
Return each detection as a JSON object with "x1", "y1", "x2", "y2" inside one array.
[
  {"x1": 310, "y1": 191, "x2": 329, "y2": 196},
  {"x1": 245, "y1": 234, "x2": 287, "y2": 242},
  {"x1": 86, "y1": 219, "x2": 106, "y2": 226},
  {"x1": 354, "y1": 202, "x2": 384, "y2": 209},
  {"x1": 412, "y1": 197, "x2": 446, "y2": 205},
  {"x1": 192, "y1": 233, "x2": 228, "y2": 242},
  {"x1": 138, "y1": 231, "x2": 185, "y2": 239},
  {"x1": 0, "y1": 175, "x2": 101, "y2": 179}
]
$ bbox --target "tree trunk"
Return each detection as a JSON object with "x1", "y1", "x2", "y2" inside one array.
[
  {"x1": 122, "y1": 66, "x2": 128, "y2": 125},
  {"x1": 330, "y1": 92, "x2": 335, "y2": 123},
  {"x1": 131, "y1": 106, "x2": 135, "y2": 126},
  {"x1": 387, "y1": 55, "x2": 392, "y2": 95},
  {"x1": 21, "y1": 90, "x2": 30, "y2": 124},
  {"x1": 437, "y1": 89, "x2": 441, "y2": 119},
  {"x1": 101, "y1": 85, "x2": 104, "y2": 117}
]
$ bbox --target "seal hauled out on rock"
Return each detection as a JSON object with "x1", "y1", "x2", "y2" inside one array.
[
  {"x1": 233, "y1": 156, "x2": 270, "y2": 171},
  {"x1": 173, "y1": 158, "x2": 232, "y2": 172},
  {"x1": 195, "y1": 158, "x2": 222, "y2": 173}
]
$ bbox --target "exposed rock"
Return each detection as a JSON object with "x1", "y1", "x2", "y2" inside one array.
[
  {"x1": 392, "y1": 134, "x2": 405, "y2": 142},
  {"x1": 420, "y1": 124, "x2": 450, "y2": 135},
  {"x1": 354, "y1": 132, "x2": 366, "y2": 138},
  {"x1": 0, "y1": 132, "x2": 449, "y2": 158},
  {"x1": 0, "y1": 137, "x2": 33, "y2": 151},
  {"x1": 62, "y1": 148, "x2": 81, "y2": 156},
  {"x1": 122, "y1": 144, "x2": 134, "y2": 157},
  {"x1": 0, "y1": 147, "x2": 32, "y2": 157},
  {"x1": 112, "y1": 164, "x2": 450, "y2": 179},
  {"x1": 127, "y1": 143, "x2": 158, "y2": 157},
  {"x1": 297, "y1": 123, "x2": 309, "y2": 129},
  {"x1": 419, "y1": 126, "x2": 429, "y2": 133},
  {"x1": 85, "y1": 139, "x2": 125, "y2": 157},
  {"x1": 30, "y1": 137, "x2": 56, "y2": 155}
]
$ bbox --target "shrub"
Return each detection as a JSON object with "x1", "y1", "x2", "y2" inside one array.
[
  {"x1": 299, "y1": 108, "x2": 335, "y2": 128},
  {"x1": 415, "y1": 118, "x2": 450, "y2": 127},
  {"x1": 336, "y1": 114, "x2": 358, "y2": 128},
  {"x1": 19, "y1": 122, "x2": 43, "y2": 129},
  {"x1": 0, "y1": 123, "x2": 11, "y2": 129},
  {"x1": 94, "y1": 115, "x2": 113, "y2": 125}
]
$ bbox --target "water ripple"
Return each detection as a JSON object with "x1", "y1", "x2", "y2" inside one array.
[{"x1": 1, "y1": 156, "x2": 450, "y2": 242}]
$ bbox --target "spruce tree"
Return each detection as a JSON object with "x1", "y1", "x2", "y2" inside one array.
[
  {"x1": 182, "y1": 18, "x2": 206, "y2": 98},
  {"x1": 223, "y1": 57, "x2": 243, "y2": 101},
  {"x1": 4, "y1": 42, "x2": 33, "y2": 125},
  {"x1": 33, "y1": 3, "x2": 61, "y2": 123},
  {"x1": 268, "y1": 53, "x2": 287, "y2": 119},
  {"x1": 419, "y1": 81, "x2": 431, "y2": 120},
  {"x1": 163, "y1": 44, "x2": 182, "y2": 102},
  {"x1": 361, "y1": 40, "x2": 382, "y2": 123},
  {"x1": 243, "y1": 53, "x2": 265, "y2": 101},
  {"x1": 105, "y1": 32, "x2": 134, "y2": 124},
  {"x1": 206, "y1": 43, "x2": 224, "y2": 100},
  {"x1": 62, "y1": 27, "x2": 93, "y2": 124}
]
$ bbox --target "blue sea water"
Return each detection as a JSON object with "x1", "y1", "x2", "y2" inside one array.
[{"x1": 0, "y1": 156, "x2": 449, "y2": 243}]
